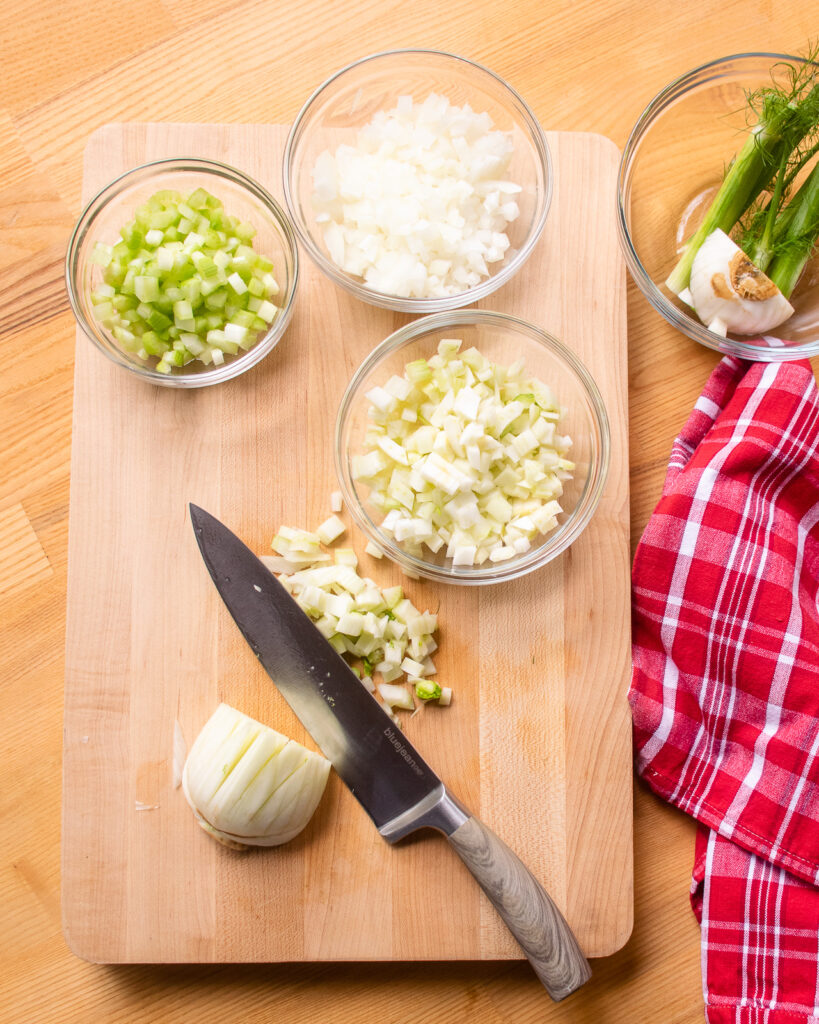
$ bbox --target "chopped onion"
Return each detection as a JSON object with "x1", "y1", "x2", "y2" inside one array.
[
  {"x1": 311, "y1": 93, "x2": 522, "y2": 298},
  {"x1": 182, "y1": 703, "x2": 330, "y2": 849}
]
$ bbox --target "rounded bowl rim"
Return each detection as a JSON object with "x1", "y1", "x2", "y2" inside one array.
[
  {"x1": 334, "y1": 308, "x2": 611, "y2": 585},
  {"x1": 282, "y1": 47, "x2": 553, "y2": 314}
]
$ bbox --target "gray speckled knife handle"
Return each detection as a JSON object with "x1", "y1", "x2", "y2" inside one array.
[
  {"x1": 379, "y1": 786, "x2": 591, "y2": 1001},
  {"x1": 447, "y1": 815, "x2": 591, "y2": 1001}
]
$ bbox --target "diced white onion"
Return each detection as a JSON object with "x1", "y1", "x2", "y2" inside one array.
[{"x1": 311, "y1": 93, "x2": 521, "y2": 298}]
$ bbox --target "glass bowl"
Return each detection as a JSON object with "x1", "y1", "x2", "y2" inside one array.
[
  {"x1": 335, "y1": 310, "x2": 610, "y2": 585},
  {"x1": 283, "y1": 49, "x2": 552, "y2": 313},
  {"x1": 618, "y1": 52, "x2": 819, "y2": 361},
  {"x1": 66, "y1": 157, "x2": 299, "y2": 387}
]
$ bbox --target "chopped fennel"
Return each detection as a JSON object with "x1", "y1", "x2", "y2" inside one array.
[
  {"x1": 414, "y1": 679, "x2": 443, "y2": 702},
  {"x1": 353, "y1": 339, "x2": 574, "y2": 566},
  {"x1": 89, "y1": 188, "x2": 279, "y2": 374},
  {"x1": 182, "y1": 703, "x2": 330, "y2": 849},
  {"x1": 333, "y1": 547, "x2": 358, "y2": 567},
  {"x1": 264, "y1": 521, "x2": 450, "y2": 716},
  {"x1": 316, "y1": 515, "x2": 346, "y2": 545},
  {"x1": 311, "y1": 92, "x2": 521, "y2": 298},
  {"x1": 377, "y1": 682, "x2": 415, "y2": 711}
]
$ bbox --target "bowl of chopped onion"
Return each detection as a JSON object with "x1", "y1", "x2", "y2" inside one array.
[
  {"x1": 618, "y1": 52, "x2": 819, "y2": 361},
  {"x1": 66, "y1": 157, "x2": 299, "y2": 386},
  {"x1": 283, "y1": 49, "x2": 552, "y2": 312},
  {"x1": 335, "y1": 310, "x2": 609, "y2": 585}
]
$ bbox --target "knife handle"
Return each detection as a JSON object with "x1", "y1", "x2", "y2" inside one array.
[{"x1": 446, "y1": 814, "x2": 591, "y2": 1001}]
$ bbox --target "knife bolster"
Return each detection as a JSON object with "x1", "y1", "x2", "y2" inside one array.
[{"x1": 378, "y1": 784, "x2": 469, "y2": 843}]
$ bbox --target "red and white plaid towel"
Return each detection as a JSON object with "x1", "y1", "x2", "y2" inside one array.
[{"x1": 629, "y1": 356, "x2": 819, "y2": 1023}]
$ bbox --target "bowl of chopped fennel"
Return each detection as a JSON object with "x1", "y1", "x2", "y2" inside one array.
[
  {"x1": 335, "y1": 310, "x2": 610, "y2": 585},
  {"x1": 66, "y1": 157, "x2": 299, "y2": 386},
  {"x1": 282, "y1": 49, "x2": 552, "y2": 313},
  {"x1": 618, "y1": 51, "x2": 819, "y2": 360}
]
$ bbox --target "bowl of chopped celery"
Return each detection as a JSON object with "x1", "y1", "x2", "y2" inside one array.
[
  {"x1": 283, "y1": 49, "x2": 552, "y2": 313},
  {"x1": 66, "y1": 157, "x2": 299, "y2": 386},
  {"x1": 335, "y1": 310, "x2": 609, "y2": 585},
  {"x1": 618, "y1": 52, "x2": 819, "y2": 361}
]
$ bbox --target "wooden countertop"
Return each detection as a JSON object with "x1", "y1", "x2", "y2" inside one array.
[{"x1": 0, "y1": 1, "x2": 812, "y2": 1020}]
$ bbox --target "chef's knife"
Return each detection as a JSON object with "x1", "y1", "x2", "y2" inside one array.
[{"x1": 189, "y1": 504, "x2": 591, "y2": 1000}]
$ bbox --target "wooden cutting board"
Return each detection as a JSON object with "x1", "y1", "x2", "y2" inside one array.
[{"x1": 63, "y1": 122, "x2": 632, "y2": 964}]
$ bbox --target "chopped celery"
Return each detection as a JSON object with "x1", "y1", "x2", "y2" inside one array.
[{"x1": 88, "y1": 187, "x2": 281, "y2": 373}]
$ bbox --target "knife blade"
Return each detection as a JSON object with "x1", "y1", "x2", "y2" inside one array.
[{"x1": 190, "y1": 503, "x2": 591, "y2": 1000}]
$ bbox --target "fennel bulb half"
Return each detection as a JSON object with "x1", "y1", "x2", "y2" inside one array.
[{"x1": 182, "y1": 703, "x2": 331, "y2": 850}]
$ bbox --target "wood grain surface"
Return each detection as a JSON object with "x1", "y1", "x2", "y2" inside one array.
[
  {"x1": 1, "y1": 1, "x2": 815, "y2": 1021},
  {"x1": 62, "y1": 121, "x2": 630, "y2": 965}
]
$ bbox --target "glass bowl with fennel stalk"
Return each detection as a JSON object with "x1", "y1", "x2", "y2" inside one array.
[
  {"x1": 618, "y1": 51, "x2": 819, "y2": 361},
  {"x1": 282, "y1": 48, "x2": 552, "y2": 313},
  {"x1": 335, "y1": 310, "x2": 610, "y2": 586}
]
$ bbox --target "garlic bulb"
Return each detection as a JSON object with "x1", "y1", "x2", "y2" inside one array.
[
  {"x1": 182, "y1": 703, "x2": 331, "y2": 849},
  {"x1": 688, "y1": 229, "x2": 794, "y2": 336}
]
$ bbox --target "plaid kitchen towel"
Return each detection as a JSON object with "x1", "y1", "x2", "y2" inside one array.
[{"x1": 629, "y1": 355, "x2": 819, "y2": 1023}]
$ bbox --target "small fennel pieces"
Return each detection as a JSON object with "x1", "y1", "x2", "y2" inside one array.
[
  {"x1": 264, "y1": 522, "x2": 449, "y2": 720},
  {"x1": 353, "y1": 338, "x2": 574, "y2": 567}
]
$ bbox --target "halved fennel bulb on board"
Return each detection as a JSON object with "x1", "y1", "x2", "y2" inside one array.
[
  {"x1": 182, "y1": 703, "x2": 330, "y2": 849},
  {"x1": 353, "y1": 338, "x2": 574, "y2": 567}
]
